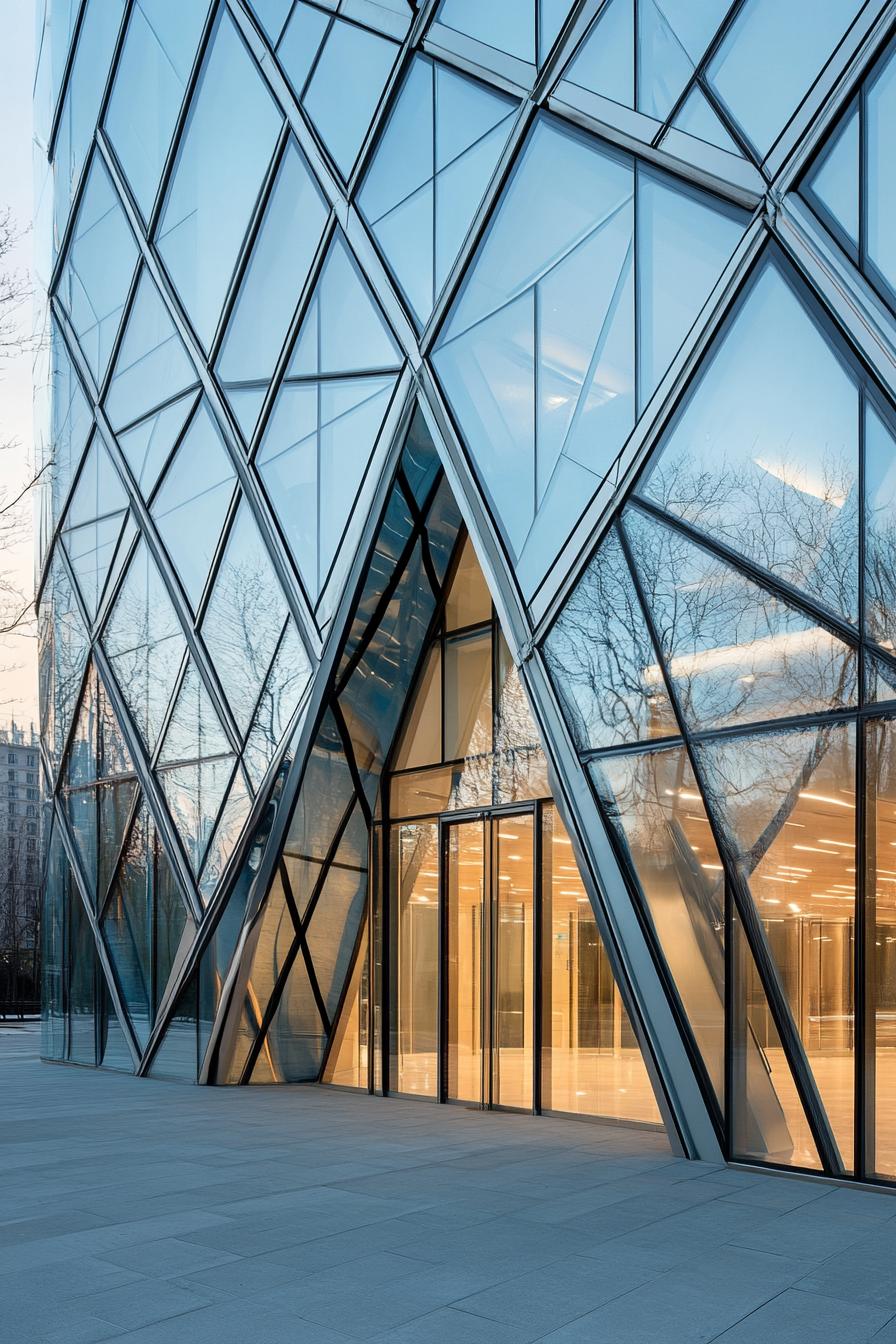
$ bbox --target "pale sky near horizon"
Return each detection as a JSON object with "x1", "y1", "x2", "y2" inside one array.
[{"x1": 0, "y1": 4, "x2": 39, "y2": 733}]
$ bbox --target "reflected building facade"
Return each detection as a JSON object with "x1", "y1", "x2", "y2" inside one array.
[{"x1": 34, "y1": 0, "x2": 896, "y2": 1185}]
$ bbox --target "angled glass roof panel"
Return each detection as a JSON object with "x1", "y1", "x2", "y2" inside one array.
[
  {"x1": 250, "y1": 0, "x2": 294, "y2": 45},
  {"x1": 57, "y1": 154, "x2": 138, "y2": 386},
  {"x1": 104, "y1": 267, "x2": 197, "y2": 432},
  {"x1": 155, "y1": 10, "x2": 283, "y2": 349},
  {"x1": 436, "y1": 0, "x2": 535, "y2": 65},
  {"x1": 150, "y1": 402, "x2": 237, "y2": 610},
  {"x1": 301, "y1": 16, "x2": 399, "y2": 179},
  {"x1": 707, "y1": 0, "x2": 864, "y2": 159},
  {"x1": 217, "y1": 139, "x2": 329, "y2": 444},
  {"x1": 276, "y1": 1, "x2": 330, "y2": 98},
  {"x1": 566, "y1": 0, "x2": 634, "y2": 107},
  {"x1": 623, "y1": 506, "x2": 858, "y2": 734},
  {"x1": 639, "y1": 258, "x2": 860, "y2": 625},
  {"x1": 804, "y1": 100, "x2": 860, "y2": 249},
  {"x1": 866, "y1": 51, "x2": 896, "y2": 304},
  {"x1": 104, "y1": 0, "x2": 209, "y2": 222},
  {"x1": 200, "y1": 502, "x2": 289, "y2": 737},
  {"x1": 671, "y1": 85, "x2": 743, "y2": 156}
]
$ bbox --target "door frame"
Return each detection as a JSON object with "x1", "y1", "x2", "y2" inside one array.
[{"x1": 437, "y1": 801, "x2": 542, "y2": 1113}]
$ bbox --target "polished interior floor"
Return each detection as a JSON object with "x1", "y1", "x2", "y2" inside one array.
[{"x1": 7, "y1": 1023, "x2": 896, "y2": 1344}]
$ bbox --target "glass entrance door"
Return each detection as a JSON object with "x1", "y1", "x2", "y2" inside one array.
[{"x1": 445, "y1": 812, "x2": 535, "y2": 1110}]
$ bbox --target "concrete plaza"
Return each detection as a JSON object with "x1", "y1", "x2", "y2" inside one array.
[{"x1": 3, "y1": 1023, "x2": 896, "y2": 1343}]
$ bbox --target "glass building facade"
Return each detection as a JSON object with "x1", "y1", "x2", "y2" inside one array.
[{"x1": 34, "y1": 0, "x2": 896, "y2": 1185}]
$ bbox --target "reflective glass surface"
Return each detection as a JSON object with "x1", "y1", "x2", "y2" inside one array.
[{"x1": 156, "y1": 10, "x2": 282, "y2": 348}]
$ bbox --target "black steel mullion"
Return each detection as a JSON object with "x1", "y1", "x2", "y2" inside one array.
[
  {"x1": 616, "y1": 513, "x2": 845, "y2": 1175},
  {"x1": 330, "y1": 697, "x2": 373, "y2": 826}
]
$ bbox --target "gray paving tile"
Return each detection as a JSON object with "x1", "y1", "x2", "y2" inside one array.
[
  {"x1": 377, "y1": 1306, "x2": 546, "y2": 1342},
  {"x1": 84, "y1": 1278, "x2": 214, "y2": 1330},
  {"x1": 712, "y1": 1288, "x2": 894, "y2": 1341}
]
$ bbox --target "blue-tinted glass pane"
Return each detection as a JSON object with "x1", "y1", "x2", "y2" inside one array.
[
  {"x1": 53, "y1": 0, "x2": 125, "y2": 242},
  {"x1": 637, "y1": 0, "x2": 727, "y2": 121},
  {"x1": 57, "y1": 155, "x2": 138, "y2": 385},
  {"x1": 217, "y1": 140, "x2": 328, "y2": 443},
  {"x1": 117, "y1": 390, "x2": 197, "y2": 501},
  {"x1": 156, "y1": 11, "x2": 282, "y2": 348},
  {"x1": 671, "y1": 86, "x2": 742, "y2": 155},
  {"x1": 276, "y1": 1, "x2": 330, "y2": 95},
  {"x1": 544, "y1": 526, "x2": 678, "y2": 751},
  {"x1": 105, "y1": 0, "x2": 208, "y2": 220},
  {"x1": 623, "y1": 506, "x2": 858, "y2": 733},
  {"x1": 104, "y1": 268, "x2": 197, "y2": 432},
  {"x1": 640, "y1": 259, "x2": 860, "y2": 623},
  {"x1": 151, "y1": 402, "x2": 237, "y2": 610},
  {"x1": 867, "y1": 53, "x2": 896, "y2": 303},
  {"x1": 61, "y1": 439, "x2": 129, "y2": 618},
  {"x1": 437, "y1": 0, "x2": 535, "y2": 65},
  {"x1": 434, "y1": 119, "x2": 635, "y2": 584},
  {"x1": 288, "y1": 234, "x2": 402, "y2": 376},
  {"x1": 251, "y1": 0, "x2": 293, "y2": 45},
  {"x1": 566, "y1": 0, "x2": 634, "y2": 107},
  {"x1": 302, "y1": 18, "x2": 399, "y2": 179},
  {"x1": 49, "y1": 330, "x2": 92, "y2": 517},
  {"x1": 637, "y1": 170, "x2": 746, "y2": 409},
  {"x1": 200, "y1": 503, "x2": 289, "y2": 736},
  {"x1": 257, "y1": 375, "x2": 396, "y2": 601},
  {"x1": 707, "y1": 0, "x2": 863, "y2": 158},
  {"x1": 358, "y1": 58, "x2": 516, "y2": 326},
  {"x1": 804, "y1": 101, "x2": 860, "y2": 249},
  {"x1": 103, "y1": 539, "x2": 186, "y2": 751}
]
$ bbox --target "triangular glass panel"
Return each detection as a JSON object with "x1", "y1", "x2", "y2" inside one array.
[
  {"x1": 249, "y1": 949, "x2": 325, "y2": 1082},
  {"x1": 257, "y1": 375, "x2": 397, "y2": 603},
  {"x1": 288, "y1": 234, "x2": 402, "y2": 378},
  {"x1": 148, "y1": 972, "x2": 198, "y2": 1080},
  {"x1": 566, "y1": 0, "x2": 634, "y2": 108},
  {"x1": 104, "y1": 268, "x2": 197, "y2": 432},
  {"x1": 539, "y1": 0, "x2": 574, "y2": 64},
  {"x1": 154, "y1": 844, "x2": 193, "y2": 1012},
  {"x1": 437, "y1": 0, "x2": 535, "y2": 66},
  {"x1": 243, "y1": 618, "x2": 311, "y2": 788},
  {"x1": 66, "y1": 785, "x2": 98, "y2": 894},
  {"x1": 49, "y1": 332, "x2": 93, "y2": 520},
  {"x1": 671, "y1": 84, "x2": 742, "y2": 156},
  {"x1": 250, "y1": 0, "x2": 293, "y2": 46},
  {"x1": 65, "y1": 664, "x2": 99, "y2": 788},
  {"x1": 199, "y1": 766, "x2": 253, "y2": 905},
  {"x1": 275, "y1": 1, "x2": 330, "y2": 96},
  {"x1": 217, "y1": 138, "x2": 328, "y2": 445},
  {"x1": 321, "y1": 919, "x2": 368, "y2": 1088},
  {"x1": 97, "y1": 778, "x2": 138, "y2": 907},
  {"x1": 56, "y1": 154, "x2": 138, "y2": 385},
  {"x1": 300, "y1": 15, "x2": 399, "y2": 180},
  {"x1": 102, "y1": 801, "x2": 153, "y2": 1047},
  {"x1": 803, "y1": 100, "x2": 860, "y2": 251},
  {"x1": 637, "y1": 0, "x2": 695, "y2": 122},
  {"x1": 200, "y1": 503, "x2": 289, "y2": 737},
  {"x1": 731, "y1": 915, "x2": 823, "y2": 1170},
  {"x1": 103, "y1": 538, "x2": 186, "y2": 753},
  {"x1": 104, "y1": 0, "x2": 207, "y2": 222},
  {"x1": 304, "y1": 804, "x2": 369, "y2": 1023},
  {"x1": 117, "y1": 390, "x2": 198, "y2": 502},
  {"x1": 61, "y1": 438, "x2": 129, "y2": 620},
  {"x1": 160, "y1": 756, "x2": 234, "y2": 875},
  {"x1": 157, "y1": 659, "x2": 229, "y2": 767},
  {"x1": 695, "y1": 719, "x2": 856, "y2": 1168},
  {"x1": 101, "y1": 981, "x2": 136, "y2": 1071},
  {"x1": 639, "y1": 256, "x2": 860, "y2": 624},
  {"x1": 544, "y1": 524, "x2": 678, "y2": 751},
  {"x1": 39, "y1": 549, "x2": 91, "y2": 778},
  {"x1": 155, "y1": 9, "x2": 282, "y2": 349},
  {"x1": 623, "y1": 505, "x2": 858, "y2": 733},
  {"x1": 359, "y1": 57, "x2": 516, "y2": 326},
  {"x1": 150, "y1": 402, "x2": 237, "y2": 611},
  {"x1": 636, "y1": 169, "x2": 746, "y2": 410},
  {"x1": 867, "y1": 652, "x2": 896, "y2": 706}
]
